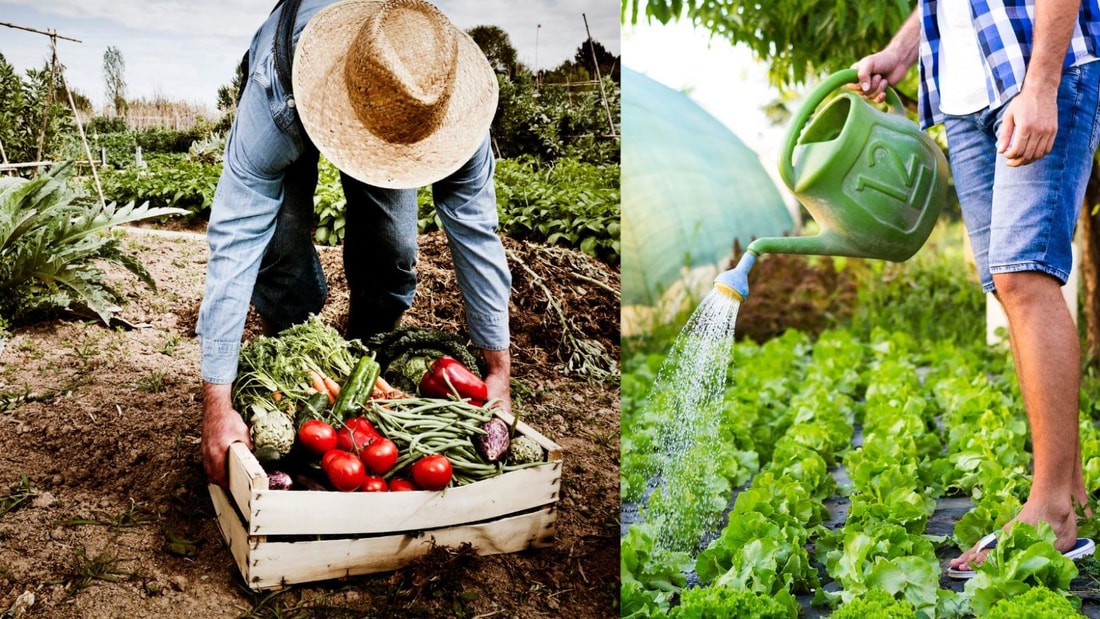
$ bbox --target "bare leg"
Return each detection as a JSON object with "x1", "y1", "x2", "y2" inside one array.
[{"x1": 950, "y1": 271, "x2": 1083, "y2": 570}]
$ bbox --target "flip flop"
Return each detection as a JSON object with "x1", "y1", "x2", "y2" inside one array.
[{"x1": 945, "y1": 533, "x2": 1096, "y2": 579}]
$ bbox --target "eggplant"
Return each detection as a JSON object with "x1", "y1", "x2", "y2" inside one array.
[
  {"x1": 266, "y1": 470, "x2": 293, "y2": 490},
  {"x1": 474, "y1": 417, "x2": 511, "y2": 462}
]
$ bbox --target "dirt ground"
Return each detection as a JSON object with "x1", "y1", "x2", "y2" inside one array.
[{"x1": 0, "y1": 228, "x2": 620, "y2": 618}]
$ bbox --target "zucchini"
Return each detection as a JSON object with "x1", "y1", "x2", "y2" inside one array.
[{"x1": 332, "y1": 353, "x2": 380, "y2": 420}]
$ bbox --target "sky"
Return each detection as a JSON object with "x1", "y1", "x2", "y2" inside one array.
[{"x1": 0, "y1": 0, "x2": 619, "y2": 112}]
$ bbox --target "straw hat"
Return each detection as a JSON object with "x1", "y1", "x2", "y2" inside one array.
[{"x1": 293, "y1": 0, "x2": 498, "y2": 188}]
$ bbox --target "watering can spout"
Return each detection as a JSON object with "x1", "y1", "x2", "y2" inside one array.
[{"x1": 714, "y1": 251, "x2": 757, "y2": 301}]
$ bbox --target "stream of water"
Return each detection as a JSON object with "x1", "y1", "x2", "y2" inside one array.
[{"x1": 645, "y1": 288, "x2": 741, "y2": 550}]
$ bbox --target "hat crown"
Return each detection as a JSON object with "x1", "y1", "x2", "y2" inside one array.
[{"x1": 344, "y1": 0, "x2": 459, "y2": 144}]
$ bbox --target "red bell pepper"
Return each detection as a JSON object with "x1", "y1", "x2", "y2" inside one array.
[{"x1": 419, "y1": 356, "x2": 488, "y2": 405}]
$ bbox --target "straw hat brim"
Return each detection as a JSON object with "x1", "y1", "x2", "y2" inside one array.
[{"x1": 292, "y1": 0, "x2": 499, "y2": 189}]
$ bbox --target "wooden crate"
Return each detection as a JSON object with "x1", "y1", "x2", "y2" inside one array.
[{"x1": 208, "y1": 409, "x2": 562, "y2": 590}]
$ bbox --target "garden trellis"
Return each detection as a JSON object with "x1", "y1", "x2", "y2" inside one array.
[{"x1": 0, "y1": 20, "x2": 104, "y2": 206}]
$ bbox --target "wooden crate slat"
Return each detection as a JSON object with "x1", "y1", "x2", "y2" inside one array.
[
  {"x1": 209, "y1": 483, "x2": 256, "y2": 584},
  {"x1": 247, "y1": 460, "x2": 561, "y2": 535},
  {"x1": 244, "y1": 507, "x2": 556, "y2": 590},
  {"x1": 228, "y1": 442, "x2": 261, "y2": 516}
]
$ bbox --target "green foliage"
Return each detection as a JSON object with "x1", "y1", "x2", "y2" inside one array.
[
  {"x1": 620, "y1": 525, "x2": 690, "y2": 618},
  {"x1": 985, "y1": 586, "x2": 1083, "y2": 619},
  {"x1": 847, "y1": 224, "x2": 985, "y2": 344},
  {"x1": 493, "y1": 71, "x2": 620, "y2": 165},
  {"x1": 0, "y1": 53, "x2": 73, "y2": 164},
  {"x1": 492, "y1": 156, "x2": 620, "y2": 264},
  {"x1": 622, "y1": 0, "x2": 913, "y2": 88},
  {"x1": 313, "y1": 156, "x2": 346, "y2": 246},
  {"x1": 830, "y1": 589, "x2": 918, "y2": 619},
  {"x1": 467, "y1": 25, "x2": 520, "y2": 76},
  {"x1": 95, "y1": 153, "x2": 220, "y2": 217},
  {"x1": 670, "y1": 585, "x2": 797, "y2": 618},
  {"x1": 0, "y1": 162, "x2": 186, "y2": 327},
  {"x1": 963, "y1": 522, "x2": 1080, "y2": 616}
]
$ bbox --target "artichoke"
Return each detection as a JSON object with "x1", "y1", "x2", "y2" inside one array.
[
  {"x1": 249, "y1": 403, "x2": 295, "y2": 462},
  {"x1": 507, "y1": 436, "x2": 544, "y2": 465}
]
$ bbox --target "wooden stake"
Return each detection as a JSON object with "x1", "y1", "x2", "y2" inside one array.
[{"x1": 582, "y1": 13, "x2": 617, "y2": 140}]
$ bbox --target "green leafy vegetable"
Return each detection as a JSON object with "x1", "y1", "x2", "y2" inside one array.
[
  {"x1": 670, "y1": 584, "x2": 797, "y2": 618},
  {"x1": 234, "y1": 314, "x2": 368, "y2": 414},
  {"x1": 984, "y1": 585, "x2": 1082, "y2": 619},
  {"x1": 964, "y1": 522, "x2": 1080, "y2": 616}
]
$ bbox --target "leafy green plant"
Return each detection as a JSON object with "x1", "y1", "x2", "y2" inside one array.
[
  {"x1": 492, "y1": 156, "x2": 620, "y2": 264},
  {"x1": 963, "y1": 522, "x2": 1080, "y2": 616},
  {"x1": 95, "y1": 153, "x2": 220, "y2": 217},
  {"x1": 829, "y1": 588, "x2": 918, "y2": 619},
  {"x1": 985, "y1": 585, "x2": 1082, "y2": 619},
  {"x1": 0, "y1": 163, "x2": 186, "y2": 328},
  {"x1": 670, "y1": 584, "x2": 798, "y2": 618},
  {"x1": 620, "y1": 525, "x2": 690, "y2": 618},
  {"x1": 313, "y1": 156, "x2": 347, "y2": 246}
]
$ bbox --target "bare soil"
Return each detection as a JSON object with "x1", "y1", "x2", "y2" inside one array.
[{"x1": 0, "y1": 229, "x2": 620, "y2": 618}]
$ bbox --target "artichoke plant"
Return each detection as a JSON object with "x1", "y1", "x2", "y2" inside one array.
[{"x1": 0, "y1": 162, "x2": 186, "y2": 330}]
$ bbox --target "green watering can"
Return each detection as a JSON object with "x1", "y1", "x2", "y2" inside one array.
[{"x1": 714, "y1": 69, "x2": 949, "y2": 301}]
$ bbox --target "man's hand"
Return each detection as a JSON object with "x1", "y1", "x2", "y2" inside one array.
[
  {"x1": 998, "y1": 86, "x2": 1059, "y2": 166},
  {"x1": 850, "y1": 9, "x2": 921, "y2": 102},
  {"x1": 480, "y1": 347, "x2": 512, "y2": 415},
  {"x1": 202, "y1": 381, "x2": 251, "y2": 488},
  {"x1": 852, "y1": 49, "x2": 914, "y2": 103}
]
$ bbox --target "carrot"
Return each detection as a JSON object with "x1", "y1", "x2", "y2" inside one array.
[
  {"x1": 272, "y1": 390, "x2": 283, "y2": 403},
  {"x1": 372, "y1": 376, "x2": 407, "y2": 399},
  {"x1": 323, "y1": 376, "x2": 341, "y2": 402},
  {"x1": 308, "y1": 370, "x2": 333, "y2": 404}
]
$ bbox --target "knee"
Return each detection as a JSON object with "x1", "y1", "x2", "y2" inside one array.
[{"x1": 991, "y1": 271, "x2": 1060, "y2": 311}]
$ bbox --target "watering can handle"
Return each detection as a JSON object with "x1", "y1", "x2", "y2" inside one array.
[{"x1": 778, "y1": 69, "x2": 905, "y2": 188}]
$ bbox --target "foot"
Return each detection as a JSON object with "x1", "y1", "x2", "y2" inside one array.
[{"x1": 949, "y1": 499, "x2": 1078, "y2": 572}]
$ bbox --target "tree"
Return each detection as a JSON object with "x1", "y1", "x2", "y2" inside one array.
[
  {"x1": 624, "y1": 0, "x2": 1100, "y2": 360},
  {"x1": 102, "y1": 45, "x2": 127, "y2": 116},
  {"x1": 574, "y1": 38, "x2": 620, "y2": 83},
  {"x1": 467, "y1": 25, "x2": 523, "y2": 77}
]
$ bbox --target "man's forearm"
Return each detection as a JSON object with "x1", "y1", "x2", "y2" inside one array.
[
  {"x1": 888, "y1": 9, "x2": 923, "y2": 68},
  {"x1": 1025, "y1": 0, "x2": 1082, "y2": 91}
]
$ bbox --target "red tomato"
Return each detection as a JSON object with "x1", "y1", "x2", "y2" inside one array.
[
  {"x1": 336, "y1": 423, "x2": 377, "y2": 454},
  {"x1": 297, "y1": 420, "x2": 337, "y2": 455},
  {"x1": 388, "y1": 478, "x2": 418, "y2": 492},
  {"x1": 320, "y1": 448, "x2": 346, "y2": 469},
  {"x1": 410, "y1": 455, "x2": 453, "y2": 491},
  {"x1": 344, "y1": 417, "x2": 381, "y2": 438},
  {"x1": 360, "y1": 476, "x2": 388, "y2": 492},
  {"x1": 360, "y1": 438, "x2": 399, "y2": 475},
  {"x1": 322, "y1": 450, "x2": 366, "y2": 492}
]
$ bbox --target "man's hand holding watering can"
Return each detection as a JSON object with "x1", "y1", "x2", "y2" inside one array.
[{"x1": 849, "y1": 12, "x2": 920, "y2": 104}]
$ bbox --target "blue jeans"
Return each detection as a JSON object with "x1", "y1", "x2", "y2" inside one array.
[
  {"x1": 197, "y1": 2, "x2": 510, "y2": 384},
  {"x1": 943, "y1": 62, "x2": 1100, "y2": 293}
]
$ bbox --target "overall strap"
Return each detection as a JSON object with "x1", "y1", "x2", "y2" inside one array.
[{"x1": 274, "y1": 0, "x2": 304, "y2": 101}]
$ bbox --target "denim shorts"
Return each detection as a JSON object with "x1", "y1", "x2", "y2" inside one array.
[{"x1": 943, "y1": 61, "x2": 1100, "y2": 293}]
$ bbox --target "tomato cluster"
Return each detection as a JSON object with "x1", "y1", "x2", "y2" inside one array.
[{"x1": 297, "y1": 416, "x2": 452, "y2": 492}]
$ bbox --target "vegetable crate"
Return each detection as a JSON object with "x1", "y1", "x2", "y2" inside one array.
[{"x1": 208, "y1": 410, "x2": 562, "y2": 590}]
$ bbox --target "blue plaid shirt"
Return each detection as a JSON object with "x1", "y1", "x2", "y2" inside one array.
[{"x1": 918, "y1": 0, "x2": 1100, "y2": 128}]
